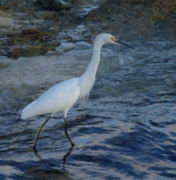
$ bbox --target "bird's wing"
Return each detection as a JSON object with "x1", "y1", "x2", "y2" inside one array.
[{"x1": 21, "y1": 78, "x2": 80, "y2": 119}]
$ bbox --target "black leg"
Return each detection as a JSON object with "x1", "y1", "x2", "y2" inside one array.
[
  {"x1": 64, "y1": 118, "x2": 74, "y2": 147},
  {"x1": 33, "y1": 116, "x2": 51, "y2": 149}
]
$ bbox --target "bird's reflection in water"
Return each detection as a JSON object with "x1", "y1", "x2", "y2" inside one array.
[
  {"x1": 33, "y1": 145, "x2": 74, "y2": 173},
  {"x1": 33, "y1": 148, "x2": 42, "y2": 159},
  {"x1": 62, "y1": 146, "x2": 74, "y2": 172}
]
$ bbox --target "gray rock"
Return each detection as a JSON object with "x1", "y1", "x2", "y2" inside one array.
[
  {"x1": 46, "y1": 50, "x2": 55, "y2": 56},
  {"x1": 0, "y1": 0, "x2": 36, "y2": 10},
  {"x1": 55, "y1": 42, "x2": 74, "y2": 54},
  {"x1": 0, "y1": 0, "x2": 74, "y2": 11},
  {"x1": 34, "y1": 0, "x2": 74, "y2": 11}
]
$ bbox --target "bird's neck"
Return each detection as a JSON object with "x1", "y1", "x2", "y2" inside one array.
[
  {"x1": 83, "y1": 41, "x2": 102, "y2": 78},
  {"x1": 78, "y1": 40, "x2": 103, "y2": 100}
]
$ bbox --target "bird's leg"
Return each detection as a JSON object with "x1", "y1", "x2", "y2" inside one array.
[
  {"x1": 64, "y1": 118, "x2": 74, "y2": 147},
  {"x1": 33, "y1": 116, "x2": 51, "y2": 149}
]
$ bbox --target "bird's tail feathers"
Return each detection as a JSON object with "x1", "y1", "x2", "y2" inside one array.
[{"x1": 21, "y1": 100, "x2": 37, "y2": 120}]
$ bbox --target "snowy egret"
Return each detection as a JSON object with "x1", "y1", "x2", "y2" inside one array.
[{"x1": 21, "y1": 33, "x2": 132, "y2": 149}]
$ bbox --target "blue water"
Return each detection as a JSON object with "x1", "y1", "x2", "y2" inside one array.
[{"x1": 0, "y1": 41, "x2": 176, "y2": 179}]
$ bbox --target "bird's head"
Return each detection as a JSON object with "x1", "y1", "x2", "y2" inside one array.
[{"x1": 94, "y1": 33, "x2": 133, "y2": 48}]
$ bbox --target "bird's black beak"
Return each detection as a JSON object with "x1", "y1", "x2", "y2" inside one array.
[{"x1": 118, "y1": 38, "x2": 133, "y2": 49}]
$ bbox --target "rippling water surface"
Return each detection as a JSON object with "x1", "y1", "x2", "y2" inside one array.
[{"x1": 0, "y1": 40, "x2": 176, "y2": 180}]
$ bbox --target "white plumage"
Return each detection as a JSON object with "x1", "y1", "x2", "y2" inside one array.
[
  {"x1": 21, "y1": 78, "x2": 80, "y2": 119},
  {"x1": 21, "y1": 33, "x2": 131, "y2": 148}
]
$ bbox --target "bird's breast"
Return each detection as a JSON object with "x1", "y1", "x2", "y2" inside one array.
[{"x1": 78, "y1": 75, "x2": 95, "y2": 100}]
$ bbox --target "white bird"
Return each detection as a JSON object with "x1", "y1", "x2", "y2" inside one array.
[{"x1": 21, "y1": 33, "x2": 132, "y2": 149}]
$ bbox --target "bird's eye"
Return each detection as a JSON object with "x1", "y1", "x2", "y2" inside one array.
[{"x1": 110, "y1": 37, "x2": 117, "y2": 42}]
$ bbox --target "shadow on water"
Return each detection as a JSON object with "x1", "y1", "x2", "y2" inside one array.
[
  {"x1": 0, "y1": 40, "x2": 176, "y2": 179},
  {"x1": 31, "y1": 146, "x2": 74, "y2": 179},
  {"x1": 33, "y1": 145, "x2": 74, "y2": 173}
]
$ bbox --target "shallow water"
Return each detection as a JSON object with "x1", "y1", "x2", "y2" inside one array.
[{"x1": 0, "y1": 40, "x2": 176, "y2": 180}]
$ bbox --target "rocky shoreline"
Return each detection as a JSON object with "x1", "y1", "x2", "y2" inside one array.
[{"x1": 0, "y1": 0, "x2": 175, "y2": 58}]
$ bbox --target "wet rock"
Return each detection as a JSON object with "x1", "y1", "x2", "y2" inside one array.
[
  {"x1": 0, "y1": 0, "x2": 74, "y2": 11},
  {"x1": 9, "y1": 29, "x2": 52, "y2": 45},
  {"x1": 46, "y1": 50, "x2": 55, "y2": 56},
  {"x1": 0, "y1": 0, "x2": 36, "y2": 11},
  {"x1": 9, "y1": 46, "x2": 40, "y2": 58},
  {"x1": 86, "y1": 0, "x2": 176, "y2": 41},
  {"x1": 0, "y1": 10, "x2": 63, "y2": 58},
  {"x1": 8, "y1": 43, "x2": 58, "y2": 58},
  {"x1": 34, "y1": 11, "x2": 58, "y2": 20},
  {"x1": 118, "y1": 0, "x2": 176, "y2": 15},
  {"x1": 10, "y1": 48, "x2": 22, "y2": 58},
  {"x1": 34, "y1": 0, "x2": 74, "y2": 11},
  {"x1": 75, "y1": 41, "x2": 91, "y2": 49},
  {"x1": 55, "y1": 42, "x2": 74, "y2": 54},
  {"x1": 7, "y1": 29, "x2": 60, "y2": 58},
  {"x1": 0, "y1": 0, "x2": 175, "y2": 59}
]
